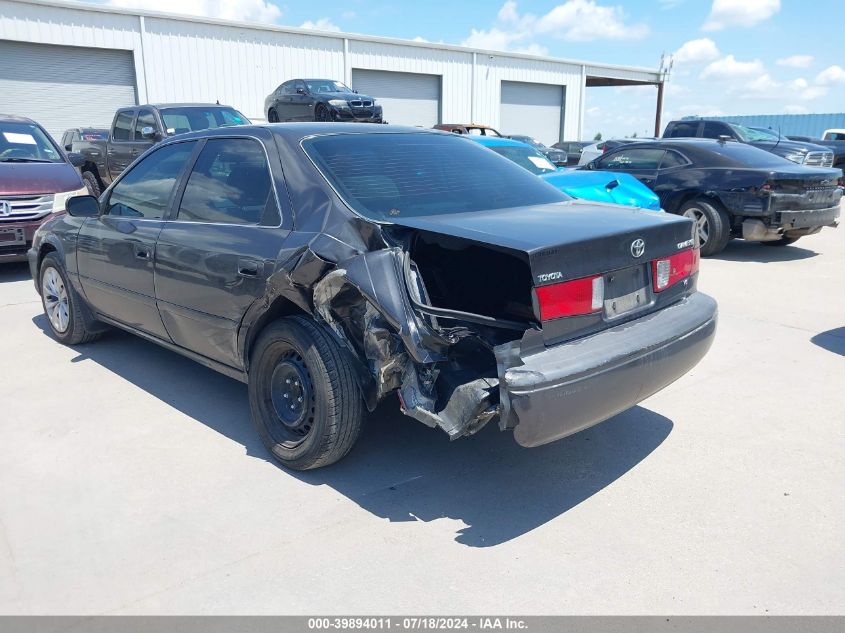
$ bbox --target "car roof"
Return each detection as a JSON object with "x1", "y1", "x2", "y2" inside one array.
[
  {"x1": 159, "y1": 122, "x2": 450, "y2": 144},
  {"x1": 0, "y1": 113, "x2": 37, "y2": 124}
]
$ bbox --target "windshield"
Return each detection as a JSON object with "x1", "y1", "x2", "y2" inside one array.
[
  {"x1": 160, "y1": 107, "x2": 249, "y2": 135},
  {"x1": 732, "y1": 124, "x2": 780, "y2": 142},
  {"x1": 304, "y1": 133, "x2": 568, "y2": 221},
  {"x1": 0, "y1": 122, "x2": 63, "y2": 163},
  {"x1": 491, "y1": 146, "x2": 557, "y2": 175},
  {"x1": 306, "y1": 80, "x2": 352, "y2": 94}
]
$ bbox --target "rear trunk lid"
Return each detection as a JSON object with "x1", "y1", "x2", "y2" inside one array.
[{"x1": 391, "y1": 200, "x2": 694, "y2": 282}]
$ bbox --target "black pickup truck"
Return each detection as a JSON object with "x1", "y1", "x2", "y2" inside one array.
[
  {"x1": 664, "y1": 119, "x2": 835, "y2": 168},
  {"x1": 76, "y1": 103, "x2": 249, "y2": 195},
  {"x1": 786, "y1": 130, "x2": 845, "y2": 168}
]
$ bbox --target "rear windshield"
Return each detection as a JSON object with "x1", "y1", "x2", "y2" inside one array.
[
  {"x1": 0, "y1": 121, "x2": 63, "y2": 163},
  {"x1": 706, "y1": 142, "x2": 795, "y2": 167},
  {"x1": 160, "y1": 107, "x2": 249, "y2": 135},
  {"x1": 303, "y1": 133, "x2": 568, "y2": 221}
]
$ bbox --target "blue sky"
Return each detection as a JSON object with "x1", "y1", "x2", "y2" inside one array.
[{"x1": 98, "y1": 0, "x2": 845, "y2": 139}]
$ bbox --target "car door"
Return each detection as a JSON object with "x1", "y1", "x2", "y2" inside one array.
[
  {"x1": 293, "y1": 80, "x2": 314, "y2": 121},
  {"x1": 107, "y1": 110, "x2": 137, "y2": 181},
  {"x1": 653, "y1": 149, "x2": 692, "y2": 211},
  {"x1": 76, "y1": 140, "x2": 199, "y2": 339},
  {"x1": 153, "y1": 133, "x2": 290, "y2": 367},
  {"x1": 593, "y1": 148, "x2": 665, "y2": 189}
]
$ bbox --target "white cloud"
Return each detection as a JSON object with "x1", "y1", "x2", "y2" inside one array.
[
  {"x1": 815, "y1": 65, "x2": 845, "y2": 85},
  {"x1": 461, "y1": 1, "x2": 648, "y2": 53},
  {"x1": 674, "y1": 38, "x2": 720, "y2": 64},
  {"x1": 412, "y1": 36, "x2": 429, "y2": 43},
  {"x1": 703, "y1": 0, "x2": 780, "y2": 31},
  {"x1": 299, "y1": 18, "x2": 341, "y2": 32},
  {"x1": 787, "y1": 77, "x2": 828, "y2": 100},
  {"x1": 776, "y1": 55, "x2": 814, "y2": 68},
  {"x1": 534, "y1": 0, "x2": 649, "y2": 41},
  {"x1": 784, "y1": 105, "x2": 810, "y2": 114},
  {"x1": 700, "y1": 55, "x2": 764, "y2": 79},
  {"x1": 108, "y1": 0, "x2": 281, "y2": 22}
]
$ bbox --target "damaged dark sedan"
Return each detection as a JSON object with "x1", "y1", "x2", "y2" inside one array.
[{"x1": 28, "y1": 124, "x2": 718, "y2": 470}]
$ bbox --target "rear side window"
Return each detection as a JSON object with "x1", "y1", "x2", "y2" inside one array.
[
  {"x1": 304, "y1": 133, "x2": 567, "y2": 221},
  {"x1": 177, "y1": 138, "x2": 274, "y2": 225},
  {"x1": 666, "y1": 121, "x2": 699, "y2": 138},
  {"x1": 660, "y1": 150, "x2": 688, "y2": 169},
  {"x1": 113, "y1": 112, "x2": 134, "y2": 141},
  {"x1": 107, "y1": 142, "x2": 196, "y2": 219},
  {"x1": 598, "y1": 148, "x2": 665, "y2": 170}
]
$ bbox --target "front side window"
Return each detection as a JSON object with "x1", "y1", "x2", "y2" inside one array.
[
  {"x1": 0, "y1": 121, "x2": 62, "y2": 163},
  {"x1": 112, "y1": 112, "x2": 134, "y2": 141},
  {"x1": 304, "y1": 133, "x2": 568, "y2": 221},
  {"x1": 107, "y1": 142, "x2": 196, "y2": 219},
  {"x1": 177, "y1": 138, "x2": 273, "y2": 225},
  {"x1": 134, "y1": 109, "x2": 157, "y2": 140},
  {"x1": 490, "y1": 145, "x2": 557, "y2": 175},
  {"x1": 702, "y1": 122, "x2": 732, "y2": 139},
  {"x1": 598, "y1": 148, "x2": 665, "y2": 170}
]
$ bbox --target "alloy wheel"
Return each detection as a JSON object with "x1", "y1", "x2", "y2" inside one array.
[
  {"x1": 683, "y1": 207, "x2": 709, "y2": 247},
  {"x1": 42, "y1": 266, "x2": 70, "y2": 333}
]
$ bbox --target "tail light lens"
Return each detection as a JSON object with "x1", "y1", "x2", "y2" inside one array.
[
  {"x1": 652, "y1": 249, "x2": 700, "y2": 292},
  {"x1": 535, "y1": 275, "x2": 604, "y2": 321}
]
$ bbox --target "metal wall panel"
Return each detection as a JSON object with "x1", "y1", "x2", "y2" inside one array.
[
  {"x1": 0, "y1": 39, "x2": 137, "y2": 140},
  {"x1": 708, "y1": 113, "x2": 845, "y2": 139},
  {"x1": 351, "y1": 69, "x2": 440, "y2": 126},
  {"x1": 499, "y1": 80, "x2": 564, "y2": 144}
]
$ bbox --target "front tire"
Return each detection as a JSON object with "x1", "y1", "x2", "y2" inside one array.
[
  {"x1": 268, "y1": 108, "x2": 279, "y2": 123},
  {"x1": 248, "y1": 316, "x2": 364, "y2": 470},
  {"x1": 39, "y1": 254, "x2": 101, "y2": 345},
  {"x1": 82, "y1": 171, "x2": 101, "y2": 197},
  {"x1": 679, "y1": 198, "x2": 731, "y2": 256},
  {"x1": 315, "y1": 104, "x2": 333, "y2": 122}
]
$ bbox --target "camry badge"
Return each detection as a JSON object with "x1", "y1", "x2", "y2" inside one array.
[
  {"x1": 630, "y1": 238, "x2": 645, "y2": 258},
  {"x1": 0, "y1": 201, "x2": 11, "y2": 217}
]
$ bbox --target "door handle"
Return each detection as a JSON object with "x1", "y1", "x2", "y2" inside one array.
[
  {"x1": 237, "y1": 258, "x2": 262, "y2": 277},
  {"x1": 134, "y1": 245, "x2": 151, "y2": 260}
]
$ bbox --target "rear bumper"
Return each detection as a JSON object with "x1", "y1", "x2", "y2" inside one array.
[
  {"x1": 497, "y1": 293, "x2": 717, "y2": 448},
  {"x1": 776, "y1": 204, "x2": 840, "y2": 230}
]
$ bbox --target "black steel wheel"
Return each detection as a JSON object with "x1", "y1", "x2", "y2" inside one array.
[{"x1": 248, "y1": 316, "x2": 364, "y2": 470}]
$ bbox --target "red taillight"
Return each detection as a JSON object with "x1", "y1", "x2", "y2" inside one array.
[
  {"x1": 535, "y1": 275, "x2": 604, "y2": 320},
  {"x1": 652, "y1": 248, "x2": 700, "y2": 292}
]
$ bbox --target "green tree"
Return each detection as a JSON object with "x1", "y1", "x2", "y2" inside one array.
[{"x1": 593, "y1": 132, "x2": 602, "y2": 141}]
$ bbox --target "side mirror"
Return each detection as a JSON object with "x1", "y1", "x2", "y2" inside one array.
[
  {"x1": 64, "y1": 143, "x2": 73, "y2": 151},
  {"x1": 66, "y1": 195, "x2": 100, "y2": 218},
  {"x1": 140, "y1": 126, "x2": 161, "y2": 141},
  {"x1": 296, "y1": 87, "x2": 305, "y2": 94},
  {"x1": 67, "y1": 152, "x2": 85, "y2": 168}
]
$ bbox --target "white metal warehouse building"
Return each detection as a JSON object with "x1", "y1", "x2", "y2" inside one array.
[{"x1": 0, "y1": 0, "x2": 665, "y2": 144}]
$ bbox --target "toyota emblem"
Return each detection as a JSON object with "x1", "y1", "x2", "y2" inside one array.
[
  {"x1": 0, "y1": 201, "x2": 11, "y2": 217},
  {"x1": 630, "y1": 238, "x2": 645, "y2": 258}
]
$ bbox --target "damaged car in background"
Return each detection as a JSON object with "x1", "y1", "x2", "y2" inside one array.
[{"x1": 29, "y1": 124, "x2": 717, "y2": 470}]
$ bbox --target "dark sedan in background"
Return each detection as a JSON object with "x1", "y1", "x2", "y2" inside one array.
[
  {"x1": 265, "y1": 79, "x2": 383, "y2": 123},
  {"x1": 585, "y1": 139, "x2": 842, "y2": 255},
  {"x1": 28, "y1": 124, "x2": 715, "y2": 470}
]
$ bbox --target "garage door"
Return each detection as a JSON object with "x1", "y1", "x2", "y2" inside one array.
[
  {"x1": 0, "y1": 40, "x2": 137, "y2": 142},
  {"x1": 351, "y1": 69, "x2": 441, "y2": 127},
  {"x1": 500, "y1": 81, "x2": 565, "y2": 146}
]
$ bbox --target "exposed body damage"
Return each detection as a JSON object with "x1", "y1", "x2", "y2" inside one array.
[{"x1": 31, "y1": 123, "x2": 718, "y2": 469}]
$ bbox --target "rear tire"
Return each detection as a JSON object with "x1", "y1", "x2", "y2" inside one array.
[
  {"x1": 762, "y1": 236, "x2": 801, "y2": 247},
  {"x1": 248, "y1": 316, "x2": 364, "y2": 470},
  {"x1": 39, "y1": 254, "x2": 102, "y2": 345},
  {"x1": 82, "y1": 171, "x2": 100, "y2": 197},
  {"x1": 679, "y1": 198, "x2": 731, "y2": 256}
]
